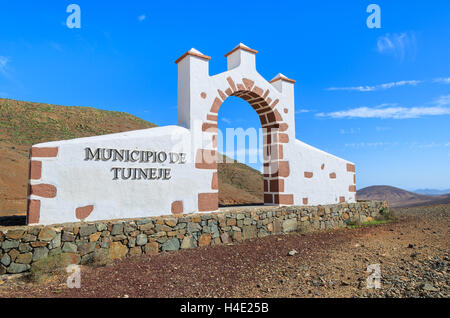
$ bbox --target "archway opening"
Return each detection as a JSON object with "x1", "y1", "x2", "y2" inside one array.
[
  {"x1": 216, "y1": 96, "x2": 264, "y2": 206},
  {"x1": 199, "y1": 77, "x2": 293, "y2": 210}
]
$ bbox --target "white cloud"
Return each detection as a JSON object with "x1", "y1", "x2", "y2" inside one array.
[
  {"x1": 435, "y1": 95, "x2": 450, "y2": 107},
  {"x1": 317, "y1": 95, "x2": 450, "y2": 119},
  {"x1": 327, "y1": 80, "x2": 421, "y2": 92},
  {"x1": 0, "y1": 56, "x2": 8, "y2": 74},
  {"x1": 221, "y1": 117, "x2": 231, "y2": 124},
  {"x1": 138, "y1": 14, "x2": 146, "y2": 22},
  {"x1": 434, "y1": 77, "x2": 450, "y2": 84},
  {"x1": 377, "y1": 32, "x2": 416, "y2": 61},
  {"x1": 295, "y1": 109, "x2": 310, "y2": 114}
]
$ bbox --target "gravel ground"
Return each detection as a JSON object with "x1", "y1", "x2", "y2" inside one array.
[{"x1": 0, "y1": 204, "x2": 448, "y2": 298}]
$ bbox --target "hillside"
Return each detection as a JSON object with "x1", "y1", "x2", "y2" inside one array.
[
  {"x1": 0, "y1": 98, "x2": 157, "y2": 216},
  {"x1": 217, "y1": 154, "x2": 263, "y2": 206},
  {"x1": 357, "y1": 185, "x2": 450, "y2": 208},
  {"x1": 0, "y1": 98, "x2": 263, "y2": 216}
]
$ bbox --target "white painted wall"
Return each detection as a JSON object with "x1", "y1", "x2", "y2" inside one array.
[
  {"x1": 31, "y1": 126, "x2": 212, "y2": 224},
  {"x1": 285, "y1": 140, "x2": 356, "y2": 205}
]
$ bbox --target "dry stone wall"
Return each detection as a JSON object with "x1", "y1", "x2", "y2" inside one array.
[{"x1": 0, "y1": 201, "x2": 387, "y2": 275}]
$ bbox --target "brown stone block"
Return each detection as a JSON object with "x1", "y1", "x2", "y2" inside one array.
[
  {"x1": 304, "y1": 171, "x2": 313, "y2": 178},
  {"x1": 237, "y1": 83, "x2": 246, "y2": 91},
  {"x1": 210, "y1": 97, "x2": 222, "y2": 113},
  {"x1": 279, "y1": 133, "x2": 289, "y2": 143},
  {"x1": 278, "y1": 161, "x2": 290, "y2": 178},
  {"x1": 171, "y1": 201, "x2": 183, "y2": 215},
  {"x1": 217, "y1": 89, "x2": 227, "y2": 101},
  {"x1": 30, "y1": 184, "x2": 57, "y2": 198},
  {"x1": 206, "y1": 114, "x2": 217, "y2": 121},
  {"x1": 27, "y1": 199, "x2": 40, "y2": 224},
  {"x1": 270, "y1": 179, "x2": 284, "y2": 192},
  {"x1": 29, "y1": 160, "x2": 42, "y2": 180},
  {"x1": 226, "y1": 77, "x2": 237, "y2": 92},
  {"x1": 274, "y1": 109, "x2": 282, "y2": 121},
  {"x1": 202, "y1": 122, "x2": 217, "y2": 132},
  {"x1": 277, "y1": 194, "x2": 293, "y2": 205},
  {"x1": 264, "y1": 193, "x2": 273, "y2": 204},
  {"x1": 266, "y1": 111, "x2": 276, "y2": 123},
  {"x1": 252, "y1": 86, "x2": 264, "y2": 96},
  {"x1": 279, "y1": 123, "x2": 289, "y2": 132},
  {"x1": 242, "y1": 78, "x2": 255, "y2": 90},
  {"x1": 346, "y1": 163, "x2": 355, "y2": 172},
  {"x1": 198, "y1": 193, "x2": 218, "y2": 211},
  {"x1": 31, "y1": 147, "x2": 58, "y2": 158},
  {"x1": 75, "y1": 205, "x2": 94, "y2": 220}
]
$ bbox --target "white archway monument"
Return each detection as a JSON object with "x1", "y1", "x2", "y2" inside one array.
[{"x1": 27, "y1": 43, "x2": 356, "y2": 225}]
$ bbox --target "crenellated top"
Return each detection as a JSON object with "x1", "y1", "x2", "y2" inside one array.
[{"x1": 175, "y1": 44, "x2": 294, "y2": 86}]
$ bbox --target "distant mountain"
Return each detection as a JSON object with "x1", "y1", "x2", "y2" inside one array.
[
  {"x1": 357, "y1": 185, "x2": 450, "y2": 208},
  {"x1": 413, "y1": 189, "x2": 450, "y2": 196}
]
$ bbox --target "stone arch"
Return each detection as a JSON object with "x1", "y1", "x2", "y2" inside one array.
[{"x1": 199, "y1": 75, "x2": 293, "y2": 207}]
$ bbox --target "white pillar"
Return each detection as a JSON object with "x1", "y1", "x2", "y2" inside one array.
[{"x1": 175, "y1": 48, "x2": 211, "y2": 129}]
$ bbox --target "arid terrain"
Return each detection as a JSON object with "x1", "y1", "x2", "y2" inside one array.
[
  {"x1": 0, "y1": 98, "x2": 448, "y2": 298},
  {"x1": 0, "y1": 204, "x2": 448, "y2": 298}
]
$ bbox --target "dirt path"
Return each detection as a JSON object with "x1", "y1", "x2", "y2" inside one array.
[{"x1": 0, "y1": 204, "x2": 448, "y2": 298}]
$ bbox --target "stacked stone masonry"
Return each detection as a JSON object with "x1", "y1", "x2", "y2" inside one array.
[{"x1": 0, "y1": 201, "x2": 387, "y2": 275}]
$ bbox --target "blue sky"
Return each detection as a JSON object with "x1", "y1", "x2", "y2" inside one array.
[{"x1": 0, "y1": 0, "x2": 449, "y2": 190}]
